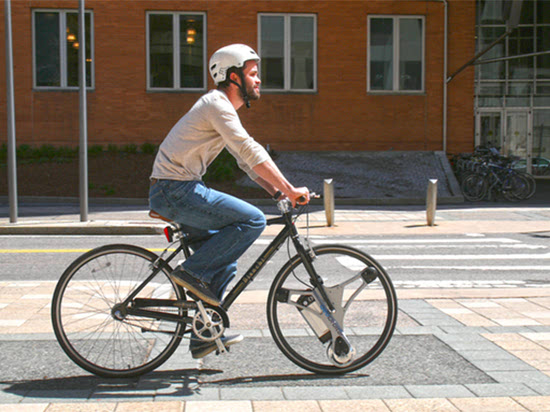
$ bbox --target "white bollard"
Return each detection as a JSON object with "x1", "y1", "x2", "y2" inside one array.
[
  {"x1": 426, "y1": 179, "x2": 438, "y2": 227},
  {"x1": 324, "y1": 179, "x2": 335, "y2": 227}
]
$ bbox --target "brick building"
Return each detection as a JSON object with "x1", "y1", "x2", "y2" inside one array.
[{"x1": 0, "y1": 0, "x2": 535, "y2": 163}]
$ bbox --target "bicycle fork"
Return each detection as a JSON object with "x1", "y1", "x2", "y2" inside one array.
[{"x1": 293, "y1": 254, "x2": 379, "y2": 367}]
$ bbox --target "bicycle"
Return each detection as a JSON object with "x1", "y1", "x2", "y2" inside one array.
[
  {"x1": 460, "y1": 159, "x2": 535, "y2": 202},
  {"x1": 51, "y1": 198, "x2": 398, "y2": 378}
]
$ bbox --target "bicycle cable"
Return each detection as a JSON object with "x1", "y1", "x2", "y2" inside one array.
[{"x1": 286, "y1": 203, "x2": 313, "y2": 289}]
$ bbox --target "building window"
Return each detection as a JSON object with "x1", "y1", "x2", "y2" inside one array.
[
  {"x1": 258, "y1": 14, "x2": 317, "y2": 92},
  {"x1": 147, "y1": 12, "x2": 206, "y2": 91},
  {"x1": 33, "y1": 10, "x2": 93, "y2": 89},
  {"x1": 476, "y1": 0, "x2": 550, "y2": 101},
  {"x1": 368, "y1": 16, "x2": 425, "y2": 93}
]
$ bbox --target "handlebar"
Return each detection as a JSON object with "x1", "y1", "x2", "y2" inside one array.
[{"x1": 276, "y1": 192, "x2": 319, "y2": 214}]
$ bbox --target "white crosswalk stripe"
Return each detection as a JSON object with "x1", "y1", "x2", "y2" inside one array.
[{"x1": 317, "y1": 235, "x2": 550, "y2": 289}]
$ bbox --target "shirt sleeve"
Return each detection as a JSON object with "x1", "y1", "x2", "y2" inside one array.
[{"x1": 208, "y1": 94, "x2": 270, "y2": 180}]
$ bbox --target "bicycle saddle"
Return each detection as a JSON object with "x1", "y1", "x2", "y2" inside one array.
[{"x1": 149, "y1": 210, "x2": 173, "y2": 222}]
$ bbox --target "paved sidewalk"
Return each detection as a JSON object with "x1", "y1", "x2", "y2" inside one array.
[
  {"x1": 2, "y1": 203, "x2": 550, "y2": 236},
  {"x1": 1, "y1": 284, "x2": 550, "y2": 411},
  {"x1": 1, "y1": 203, "x2": 550, "y2": 410}
]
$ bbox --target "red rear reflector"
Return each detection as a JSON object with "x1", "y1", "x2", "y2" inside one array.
[{"x1": 163, "y1": 227, "x2": 173, "y2": 242}]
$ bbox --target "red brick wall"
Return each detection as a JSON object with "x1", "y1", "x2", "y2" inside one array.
[{"x1": 0, "y1": 0, "x2": 475, "y2": 155}]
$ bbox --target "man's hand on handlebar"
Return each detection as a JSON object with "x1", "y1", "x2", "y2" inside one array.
[{"x1": 287, "y1": 187, "x2": 310, "y2": 207}]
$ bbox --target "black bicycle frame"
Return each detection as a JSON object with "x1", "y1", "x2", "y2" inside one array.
[
  {"x1": 127, "y1": 208, "x2": 332, "y2": 324},
  {"x1": 221, "y1": 216, "x2": 292, "y2": 309}
]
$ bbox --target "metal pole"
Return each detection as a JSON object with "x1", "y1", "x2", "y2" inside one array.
[
  {"x1": 426, "y1": 179, "x2": 438, "y2": 227},
  {"x1": 5, "y1": 0, "x2": 18, "y2": 223},
  {"x1": 324, "y1": 179, "x2": 335, "y2": 227},
  {"x1": 447, "y1": 28, "x2": 514, "y2": 83},
  {"x1": 78, "y1": 0, "x2": 88, "y2": 221},
  {"x1": 473, "y1": 50, "x2": 550, "y2": 65},
  {"x1": 442, "y1": 0, "x2": 448, "y2": 153}
]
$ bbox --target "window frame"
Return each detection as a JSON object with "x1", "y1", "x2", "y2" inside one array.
[
  {"x1": 257, "y1": 13, "x2": 318, "y2": 93},
  {"x1": 32, "y1": 8, "x2": 95, "y2": 91},
  {"x1": 367, "y1": 15, "x2": 425, "y2": 94},
  {"x1": 146, "y1": 11, "x2": 207, "y2": 92},
  {"x1": 475, "y1": 0, "x2": 550, "y2": 99}
]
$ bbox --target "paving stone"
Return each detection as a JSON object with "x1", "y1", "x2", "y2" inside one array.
[
  {"x1": 185, "y1": 400, "x2": 252, "y2": 412},
  {"x1": 319, "y1": 400, "x2": 391, "y2": 412},
  {"x1": 252, "y1": 400, "x2": 321, "y2": 412},
  {"x1": 442, "y1": 339, "x2": 502, "y2": 351},
  {"x1": 344, "y1": 385, "x2": 411, "y2": 399},
  {"x1": 395, "y1": 326, "x2": 443, "y2": 335},
  {"x1": 459, "y1": 349, "x2": 519, "y2": 361},
  {"x1": 466, "y1": 383, "x2": 538, "y2": 397},
  {"x1": 404, "y1": 384, "x2": 474, "y2": 399},
  {"x1": 23, "y1": 389, "x2": 92, "y2": 403},
  {"x1": 220, "y1": 387, "x2": 284, "y2": 401},
  {"x1": 484, "y1": 326, "x2": 535, "y2": 334},
  {"x1": 513, "y1": 395, "x2": 550, "y2": 410},
  {"x1": 469, "y1": 359, "x2": 537, "y2": 372},
  {"x1": 1, "y1": 404, "x2": 49, "y2": 412},
  {"x1": 438, "y1": 326, "x2": 490, "y2": 334},
  {"x1": 488, "y1": 371, "x2": 550, "y2": 385},
  {"x1": 448, "y1": 397, "x2": 528, "y2": 411},
  {"x1": 526, "y1": 382, "x2": 550, "y2": 395},
  {"x1": 282, "y1": 386, "x2": 348, "y2": 400},
  {"x1": 155, "y1": 387, "x2": 220, "y2": 402},
  {"x1": 384, "y1": 398, "x2": 461, "y2": 411}
]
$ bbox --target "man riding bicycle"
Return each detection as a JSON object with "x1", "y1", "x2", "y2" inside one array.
[{"x1": 149, "y1": 44, "x2": 309, "y2": 358}]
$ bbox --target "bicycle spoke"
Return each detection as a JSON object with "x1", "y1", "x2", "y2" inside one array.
[{"x1": 52, "y1": 245, "x2": 185, "y2": 378}]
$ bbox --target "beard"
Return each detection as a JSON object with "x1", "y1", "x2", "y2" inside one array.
[{"x1": 246, "y1": 82, "x2": 261, "y2": 101}]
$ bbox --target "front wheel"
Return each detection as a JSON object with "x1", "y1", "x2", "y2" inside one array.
[
  {"x1": 51, "y1": 244, "x2": 185, "y2": 378},
  {"x1": 267, "y1": 245, "x2": 397, "y2": 374}
]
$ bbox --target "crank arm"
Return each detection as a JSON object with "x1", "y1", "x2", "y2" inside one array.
[{"x1": 214, "y1": 337, "x2": 227, "y2": 354}]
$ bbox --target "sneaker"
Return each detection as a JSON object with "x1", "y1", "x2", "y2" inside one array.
[
  {"x1": 190, "y1": 334, "x2": 244, "y2": 359},
  {"x1": 170, "y1": 268, "x2": 220, "y2": 307}
]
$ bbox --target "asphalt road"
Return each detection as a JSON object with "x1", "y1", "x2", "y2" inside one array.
[
  {"x1": 1, "y1": 232, "x2": 549, "y2": 289},
  {"x1": 1, "y1": 232, "x2": 549, "y2": 397}
]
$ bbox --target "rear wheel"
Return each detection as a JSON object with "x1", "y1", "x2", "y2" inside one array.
[{"x1": 51, "y1": 244, "x2": 185, "y2": 378}]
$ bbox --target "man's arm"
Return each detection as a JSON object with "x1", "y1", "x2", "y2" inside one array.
[
  {"x1": 253, "y1": 159, "x2": 309, "y2": 206},
  {"x1": 254, "y1": 175, "x2": 279, "y2": 197}
]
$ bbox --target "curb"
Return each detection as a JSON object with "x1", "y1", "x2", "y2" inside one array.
[
  {"x1": 0, "y1": 194, "x2": 464, "y2": 207},
  {"x1": 0, "y1": 221, "x2": 164, "y2": 235}
]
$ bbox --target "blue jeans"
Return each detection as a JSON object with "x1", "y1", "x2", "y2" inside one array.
[{"x1": 149, "y1": 179, "x2": 266, "y2": 299}]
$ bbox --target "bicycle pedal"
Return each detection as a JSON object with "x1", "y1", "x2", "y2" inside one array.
[{"x1": 215, "y1": 347, "x2": 230, "y2": 356}]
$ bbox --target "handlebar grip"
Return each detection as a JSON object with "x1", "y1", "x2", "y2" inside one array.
[{"x1": 297, "y1": 192, "x2": 319, "y2": 205}]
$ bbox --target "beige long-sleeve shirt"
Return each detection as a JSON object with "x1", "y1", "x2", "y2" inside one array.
[{"x1": 151, "y1": 89, "x2": 270, "y2": 182}]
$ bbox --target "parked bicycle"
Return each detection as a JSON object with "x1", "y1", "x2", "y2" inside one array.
[
  {"x1": 51, "y1": 197, "x2": 398, "y2": 378},
  {"x1": 453, "y1": 145, "x2": 536, "y2": 202}
]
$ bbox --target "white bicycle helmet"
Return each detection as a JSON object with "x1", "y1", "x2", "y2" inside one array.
[{"x1": 209, "y1": 44, "x2": 260, "y2": 85}]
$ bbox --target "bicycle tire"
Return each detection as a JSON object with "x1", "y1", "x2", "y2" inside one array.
[
  {"x1": 504, "y1": 172, "x2": 534, "y2": 201},
  {"x1": 516, "y1": 171, "x2": 536, "y2": 200},
  {"x1": 51, "y1": 244, "x2": 185, "y2": 378},
  {"x1": 461, "y1": 173, "x2": 488, "y2": 201},
  {"x1": 267, "y1": 245, "x2": 397, "y2": 374}
]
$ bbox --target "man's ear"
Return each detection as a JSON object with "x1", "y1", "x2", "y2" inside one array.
[{"x1": 229, "y1": 71, "x2": 240, "y2": 83}]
